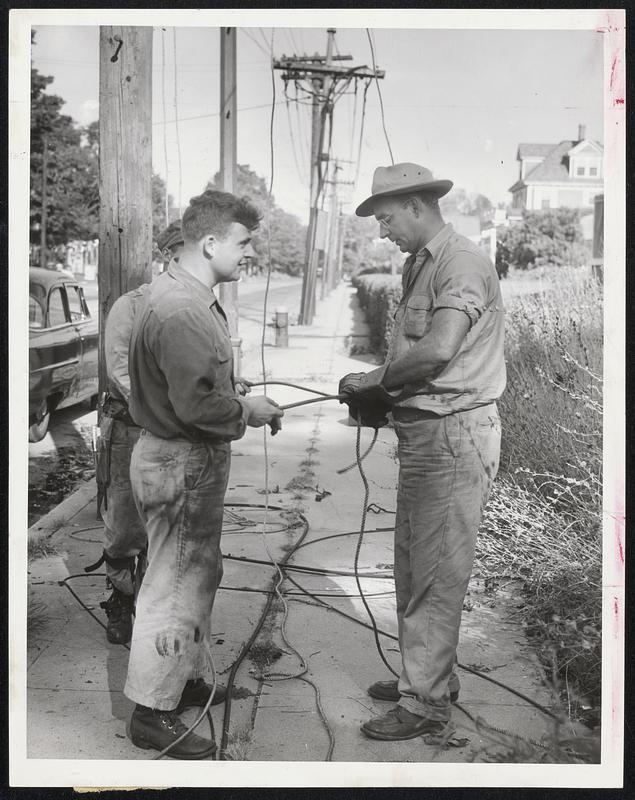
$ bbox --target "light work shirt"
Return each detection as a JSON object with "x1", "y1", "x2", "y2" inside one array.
[
  {"x1": 104, "y1": 285, "x2": 149, "y2": 403},
  {"x1": 388, "y1": 223, "x2": 506, "y2": 415},
  {"x1": 129, "y1": 261, "x2": 248, "y2": 442}
]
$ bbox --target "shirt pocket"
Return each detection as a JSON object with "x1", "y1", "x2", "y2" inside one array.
[
  {"x1": 403, "y1": 293, "x2": 433, "y2": 339},
  {"x1": 215, "y1": 340, "x2": 232, "y2": 364}
]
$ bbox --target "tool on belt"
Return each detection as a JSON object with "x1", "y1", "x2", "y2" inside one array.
[{"x1": 95, "y1": 393, "x2": 138, "y2": 515}]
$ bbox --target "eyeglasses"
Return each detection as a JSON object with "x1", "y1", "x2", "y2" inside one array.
[{"x1": 376, "y1": 202, "x2": 408, "y2": 230}]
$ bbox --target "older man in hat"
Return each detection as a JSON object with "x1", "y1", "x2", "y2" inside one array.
[
  {"x1": 339, "y1": 163, "x2": 506, "y2": 741},
  {"x1": 92, "y1": 221, "x2": 186, "y2": 644}
]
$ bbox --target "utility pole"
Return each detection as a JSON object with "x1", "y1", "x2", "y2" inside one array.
[
  {"x1": 98, "y1": 27, "x2": 153, "y2": 396},
  {"x1": 40, "y1": 132, "x2": 48, "y2": 269},
  {"x1": 322, "y1": 159, "x2": 354, "y2": 297},
  {"x1": 218, "y1": 26, "x2": 241, "y2": 374},
  {"x1": 275, "y1": 30, "x2": 385, "y2": 324}
]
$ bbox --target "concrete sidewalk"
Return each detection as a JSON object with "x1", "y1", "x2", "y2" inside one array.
[{"x1": 26, "y1": 282, "x2": 559, "y2": 763}]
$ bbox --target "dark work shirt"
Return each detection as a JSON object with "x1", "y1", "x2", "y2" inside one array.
[{"x1": 128, "y1": 262, "x2": 248, "y2": 441}]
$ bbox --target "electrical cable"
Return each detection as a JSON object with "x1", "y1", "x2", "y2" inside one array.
[
  {"x1": 354, "y1": 81, "x2": 370, "y2": 189},
  {"x1": 352, "y1": 411, "x2": 399, "y2": 679},
  {"x1": 172, "y1": 28, "x2": 183, "y2": 214},
  {"x1": 365, "y1": 29, "x2": 394, "y2": 166},
  {"x1": 240, "y1": 28, "x2": 271, "y2": 59},
  {"x1": 160, "y1": 28, "x2": 170, "y2": 227}
]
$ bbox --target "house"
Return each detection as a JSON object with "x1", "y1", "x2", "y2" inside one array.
[{"x1": 508, "y1": 125, "x2": 603, "y2": 211}]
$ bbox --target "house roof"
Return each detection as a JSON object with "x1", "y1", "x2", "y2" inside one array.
[
  {"x1": 510, "y1": 139, "x2": 604, "y2": 192},
  {"x1": 517, "y1": 143, "x2": 555, "y2": 159}
]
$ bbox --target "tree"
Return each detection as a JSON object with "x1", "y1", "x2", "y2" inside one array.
[
  {"x1": 496, "y1": 208, "x2": 590, "y2": 275},
  {"x1": 206, "y1": 164, "x2": 307, "y2": 276},
  {"x1": 30, "y1": 36, "x2": 100, "y2": 250}
]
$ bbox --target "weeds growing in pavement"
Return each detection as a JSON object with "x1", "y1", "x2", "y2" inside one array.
[
  {"x1": 477, "y1": 267, "x2": 603, "y2": 728},
  {"x1": 224, "y1": 727, "x2": 253, "y2": 761}
]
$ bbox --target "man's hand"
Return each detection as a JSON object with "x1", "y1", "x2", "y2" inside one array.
[
  {"x1": 235, "y1": 377, "x2": 253, "y2": 397},
  {"x1": 338, "y1": 372, "x2": 367, "y2": 398},
  {"x1": 244, "y1": 395, "x2": 284, "y2": 435}
]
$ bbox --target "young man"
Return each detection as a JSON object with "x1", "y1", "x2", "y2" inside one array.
[
  {"x1": 124, "y1": 190, "x2": 283, "y2": 759},
  {"x1": 340, "y1": 163, "x2": 506, "y2": 741},
  {"x1": 95, "y1": 220, "x2": 185, "y2": 645}
]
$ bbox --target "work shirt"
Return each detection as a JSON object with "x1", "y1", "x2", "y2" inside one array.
[
  {"x1": 129, "y1": 261, "x2": 248, "y2": 442},
  {"x1": 104, "y1": 285, "x2": 149, "y2": 403},
  {"x1": 388, "y1": 223, "x2": 506, "y2": 415}
]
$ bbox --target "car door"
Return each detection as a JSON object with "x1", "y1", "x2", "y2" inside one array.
[
  {"x1": 65, "y1": 282, "x2": 99, "y2": 402},
  {"x1": 29, "y1": 283, "x2": 82, "y2": 416}
]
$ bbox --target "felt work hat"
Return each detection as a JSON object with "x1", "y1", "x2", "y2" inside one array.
[
  {"x1": 157, "y1": 219, "x2": 184, "y2": 252},
  {"x1": 355, "y1": 163, "x2": 453, "y2": 217}
]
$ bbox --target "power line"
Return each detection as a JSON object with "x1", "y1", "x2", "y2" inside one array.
[
  {"x1": 240, "y1": 28, "x2": 270, "y2": 58},
  {"x1": 160, "y1": 29, "x2": 170, "y2": 225},
  {"x1": 172, "y1": 28, "x2": 183, "y2": 213},
  {"x1": 365, "y1": 28, "x2": 394, "y2": 165},
  {"x1": 151, "y1": 101, "x2": 285, "y2": 127},
  {"x1": 354, "y1": 81, "x2": 370, "y2": 189}
]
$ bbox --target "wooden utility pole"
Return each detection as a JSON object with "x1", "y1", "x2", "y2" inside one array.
[
  {"x1": 274, "y1": 31, "x2": 385, "y2": 324},
  {"x1": 218, "y1": 26, "x2": 241, "y2": 374},
  {"x1": 98, "y1": 27, "x2": 153, "y2": 396},
  {"x1": 40, "y1": 132, "x2": 48, "y2": 269}
]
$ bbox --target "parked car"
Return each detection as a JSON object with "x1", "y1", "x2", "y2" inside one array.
[{"x1": 29, "y1": 267, "x2": 99, "y2": 442}]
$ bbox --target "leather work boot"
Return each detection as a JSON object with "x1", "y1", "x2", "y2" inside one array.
[
  {"x1": 361, "y1": 705, "x2": 447, "y2": 741},
  {"x1": 367, "y1": 679, "x2": 459, "y2": 704},
  {"x1": 129, "y1": 705, "x2": 216, "y2": 759},
  {"x1": 101, "y1": 588, "x2": 134, "y2": 645},
  {"x1": 176, "y1": 678, "x2": 227, "y2": 714}
]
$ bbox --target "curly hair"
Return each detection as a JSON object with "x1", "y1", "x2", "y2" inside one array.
[{"x1": 182, "y1": 189, "x2": 262, "y2": 243}]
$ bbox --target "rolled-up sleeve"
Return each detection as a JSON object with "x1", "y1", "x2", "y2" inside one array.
[
  {"x1": 105, "y1": 295, "x2": 136, "y2": 401},
  {"x1": 433, "y1": 251, "x2": 490, "y2": 328},
  {"x1": 152, "y1": 308, "x2": 248, "y2": 440}
]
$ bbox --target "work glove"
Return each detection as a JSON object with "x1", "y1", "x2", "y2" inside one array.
[
  {"x1": 338, "y1": 366, "x2": 389, "y2": 398},
  {"x1": 338, "y1": 366, "x2": 394, "y2": 429}
]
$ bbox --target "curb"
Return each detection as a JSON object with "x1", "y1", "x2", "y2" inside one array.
[{"x1": 28, "y1": 478, "x2": 98, "y2": 541}]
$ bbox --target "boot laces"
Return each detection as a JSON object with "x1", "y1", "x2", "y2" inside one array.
[{"x1": 157, "y1": 710, "x2": 189, "y2": 736}]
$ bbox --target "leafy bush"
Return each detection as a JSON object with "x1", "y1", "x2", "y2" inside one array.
[
  {"x1": 496, "y1": 209, "x2": 591, "y2": 275},
  {"x1": 478, "y1": 268, "x2": 603, "y2": 725},
  {"x1": 353, "y1": 273, "x2": 402, "y2": 359}
]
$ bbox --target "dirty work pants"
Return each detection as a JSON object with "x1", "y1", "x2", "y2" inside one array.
[
  {"x1": 102, "y1": 419, "x2": 146, "y2": 595},
  {"x1": 124, "y1": 430, "x2": 230, "y2": 710},
  {"x1": 392, "y1": 403, "x2": 501, "y2": 722}
]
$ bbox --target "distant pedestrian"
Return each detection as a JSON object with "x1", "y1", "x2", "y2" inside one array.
[
  {"x1": 339, "y1": 163, "x2": 506, "y2": 741},
  {"x1": 124, "y1": 190, "x2": 283, "y2": 759},
  {"x1": 91, "y1": 221, "x2": 185, "y2": 645}
]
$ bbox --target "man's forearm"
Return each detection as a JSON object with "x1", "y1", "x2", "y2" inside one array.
[{"x1": 383, "y1": 340, "x2": 450, "y2": 390}]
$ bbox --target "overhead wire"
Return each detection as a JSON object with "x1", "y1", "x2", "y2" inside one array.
[
  {"x1": 172, "y1": 28, "x2": 183, "y2": 214},
  {"x1": 240, "y1": 28, "x2": 270, "y2": 58},
  {"x1": 160, "y1": 28, "x2": 170, "y2": 226},
  {"x1": 365, "y1": 28, "x2": 394, "y2": 165}
]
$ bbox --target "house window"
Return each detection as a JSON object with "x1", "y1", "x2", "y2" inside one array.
[
  {"x1": 541, "y1": 198, "x2": 551, "y2": 210},
  {"x1": 589, "y1": 166, "x2": 598, "y2": 176},
  {"x1": 576, "y1": 166, "x2": 585, "y2": 176}
]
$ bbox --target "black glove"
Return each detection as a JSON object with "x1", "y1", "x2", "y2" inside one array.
[{"x1": 338, "y1": 372, "x2": 367, "y2": 397}]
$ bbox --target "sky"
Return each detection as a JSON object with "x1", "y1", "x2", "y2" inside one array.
[{"x1": 30, "y1": 20, "x2": 605, "y2": 224}]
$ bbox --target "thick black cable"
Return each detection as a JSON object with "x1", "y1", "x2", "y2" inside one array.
[
  {"x1": 365, "y1": 29, "x2": 394, "y2": 165},
  {"x1": 218, "y1": 513, "x2": 310, "y2": 759},
  {"x1": 352, "y1": 412, "x2": 399, "y2": 678}
]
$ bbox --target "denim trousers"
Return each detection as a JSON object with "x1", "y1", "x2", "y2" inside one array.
[
  {"x1": 392, "y1": 403, "x2": 501, "y2": 721},
  {"x1": 124, "y1": 430, "x2": 230, "y2": 710},
  {"x1": 102, "y1": 419, "x2": 146, "y2": 594}
]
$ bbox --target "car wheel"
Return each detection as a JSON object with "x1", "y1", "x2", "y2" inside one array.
[{"x1": 28, "y1": 408, "x2": 51, "y2": 443}]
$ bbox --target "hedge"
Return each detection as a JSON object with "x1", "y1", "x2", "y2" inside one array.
[{"x1": 352, "y1": 272, "x2": 402, "y2": 360}]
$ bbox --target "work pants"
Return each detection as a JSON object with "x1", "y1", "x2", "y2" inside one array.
[
  {"x1": 124, "y1": 431, "x2": 229, "y2": 711},
  {"x1": 102, "y1": 419, "x2": 146, "y2": 594},
  {"x1": 392, "y1": 402, "x2": 501, "y2": 722}
]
